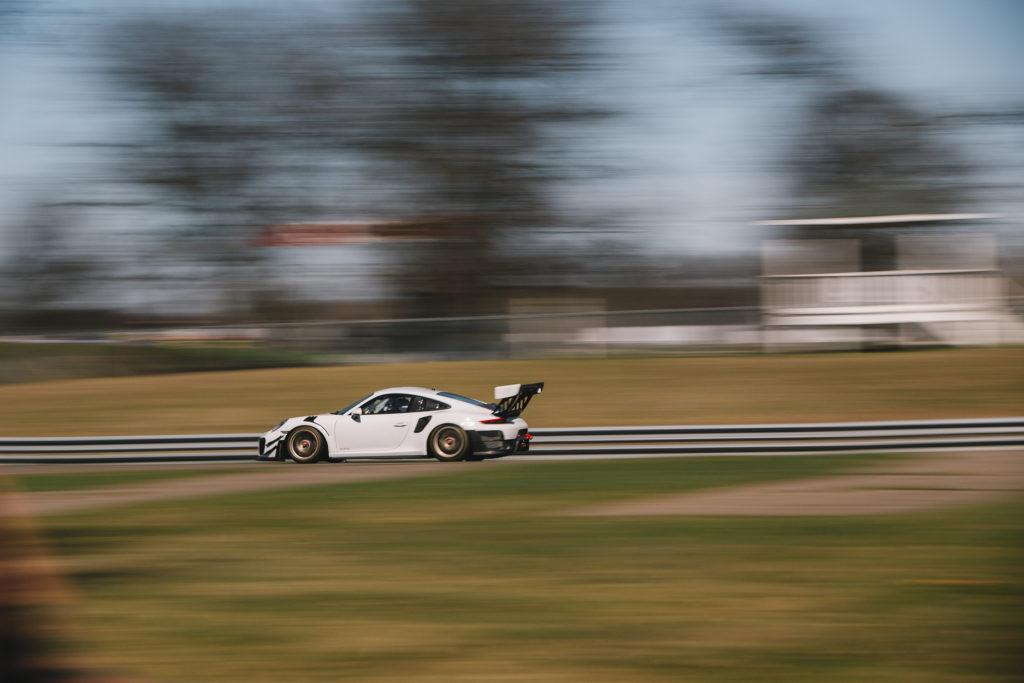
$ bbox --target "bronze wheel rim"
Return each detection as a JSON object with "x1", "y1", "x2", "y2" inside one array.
[
  {"x1": 291, "y1": 430, "x2": 319, "y2": 459},
  {"x1": 435, "y1": 428, "x2": 463, "y2": 456}
]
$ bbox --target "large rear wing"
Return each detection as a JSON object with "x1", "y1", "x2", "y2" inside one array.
[{"x1": 493, "y1": 382, "x2": 544, "y2": 418}]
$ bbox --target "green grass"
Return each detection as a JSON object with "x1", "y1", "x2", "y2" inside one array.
[
  {"x1": 27, "y1": 455, "x2": 1024, "y2": 682},
  {"x1": 1, "y1": 347, "x2": 1021, "y2": 436}
]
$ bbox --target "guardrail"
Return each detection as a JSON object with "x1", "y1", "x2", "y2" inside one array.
[
  {"x1": 1, "y1": 417, "x2": 1022, "y2": 464},
  {"x1": 0, "y1": 434, "x2": 257, "y2": 464},
  {"x1": 528, "y1": 417, "x2": 1024, "y2": 458}
]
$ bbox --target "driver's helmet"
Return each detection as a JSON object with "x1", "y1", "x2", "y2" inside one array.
[{"x1": 393, "y1": 396, "x2": 410, "y2": 413}]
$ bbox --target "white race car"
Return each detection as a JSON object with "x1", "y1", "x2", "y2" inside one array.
[{"x1": 258, "y1": 382, "x2": 543, "y2": 463}]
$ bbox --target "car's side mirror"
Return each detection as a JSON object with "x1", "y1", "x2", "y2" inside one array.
[{"x1": 351, "y1": 413, "x2": 361, "y2": 423}]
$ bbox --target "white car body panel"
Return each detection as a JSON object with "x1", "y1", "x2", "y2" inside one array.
[{"x1": 334, "y1": 413, "x2": 412, "y2": 453}]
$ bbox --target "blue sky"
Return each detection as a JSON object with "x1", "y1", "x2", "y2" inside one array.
[{"x1": 1, "y1": 0, "x2": 1022, "y2": 262}]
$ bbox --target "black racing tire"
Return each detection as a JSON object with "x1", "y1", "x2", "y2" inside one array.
[
  {"x1": 428, "y1": 425, "x2": 470, "y2": 462},
  {"x1": 286, "y1": 427, "x2": 325, "y2": 464}
]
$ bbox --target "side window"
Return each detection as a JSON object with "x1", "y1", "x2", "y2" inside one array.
[
  {"x1": 364, "y1": 395, "x2": 447, "y2": 414},
  {"x1": 361, "y1": 396, "x2": 390, "y2": 415},
  {"x1": 423, "y1": 398, "x2": 448, "y2": 411},
  {"x1": 388, "y1": 395, "x2": 412, "y2": 413},
  {"x1": 363, "y1": 394, "x2": 415, "y2": 414}
]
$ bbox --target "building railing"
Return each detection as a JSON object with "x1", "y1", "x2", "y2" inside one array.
[{"x1": 762, "y1": 269, "x2": 1003, "y2": 312}]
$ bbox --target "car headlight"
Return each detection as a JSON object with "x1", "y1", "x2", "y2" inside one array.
[{"x1": 271, "y1": 420, "x2": 287, "y2": 431}]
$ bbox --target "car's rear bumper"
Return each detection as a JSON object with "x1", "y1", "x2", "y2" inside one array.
[{"x1": 470, "y1": 428, "x2": 531, "y2": 457}]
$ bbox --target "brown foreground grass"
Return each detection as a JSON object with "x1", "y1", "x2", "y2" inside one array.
[
  {"x1": 17, "y1": 455, "x2": 1023, "y2": 682},
  {"x1": 0, "y1": 347, "x2": 1020, "y2": 436}
]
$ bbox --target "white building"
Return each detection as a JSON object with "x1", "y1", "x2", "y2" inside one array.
[{"x1": 758, "y1": 213, "x2": 1024, "y2": 350}]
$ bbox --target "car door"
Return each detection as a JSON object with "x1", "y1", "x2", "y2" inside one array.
[{"x1": 334, "y1": 394, "x2": 414, "y2": 454}]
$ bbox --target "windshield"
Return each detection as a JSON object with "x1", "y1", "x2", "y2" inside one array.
[
  {"x1": 436, "y1": 391, "x2": 495, "y2": 410},
  {"x1": 332, "y1": 393, "x2": 374, "y2": 415}
]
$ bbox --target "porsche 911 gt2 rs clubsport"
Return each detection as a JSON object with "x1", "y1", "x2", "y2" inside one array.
[{"x1": 257, "y1": 382, "x2": 543, "y2": 463}]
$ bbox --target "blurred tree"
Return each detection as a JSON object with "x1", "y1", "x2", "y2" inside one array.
[
  {"x1": 708, "y1": 8, "x2": 842, "y2": 83},
  {"x1": 103, "y1": 1, "x2": 606, "y2": 320},
  {"x1": 0, "y1": 0, "x2": 25, "y2": 34},
  {"x1": 342, "y1": 0, "x2": 607, "y2": 316},
  {"x1": 789, "y1": 87, "x2": 966, "y2": 216},
  {"x1": 104, "y1": 17, "x2": 292, "y2": 320},
  {"x1": 1, "y1": 199, "x2": 97, "y2": 331},
  {"x1": 713, "y1": 8, "x2": 968, "y2": 218}
]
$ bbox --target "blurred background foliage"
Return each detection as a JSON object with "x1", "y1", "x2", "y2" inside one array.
[{"x1": 0, "y1": 0, "x2": 1021, "y2": 340}]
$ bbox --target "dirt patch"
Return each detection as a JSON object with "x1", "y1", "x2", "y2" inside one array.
[
  {"x1": 0, "y1": 461, "x2": 454, "y2": 518},
  {"x1": 563, "y1": 450, "x2": 1024, "y2": 516},
  {"x1": 5, "y1": 450, "x2": 1024, "y2": 519}
]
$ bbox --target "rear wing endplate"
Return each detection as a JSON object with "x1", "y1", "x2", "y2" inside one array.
[{"x1": 493, "y1": 382, "x2": 544, "y2": 418}]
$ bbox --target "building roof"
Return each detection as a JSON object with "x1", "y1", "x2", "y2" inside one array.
[{"x1": 753, "y1": 213, "x2": 1001, "y2": 228}]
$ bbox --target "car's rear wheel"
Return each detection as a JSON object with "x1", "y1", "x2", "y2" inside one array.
[
  {"x1": 286, "y1": 427, "x2": 324, "y2": 464},
  {"x1": 429, "y1": 425, "x2": 469, "y2": 462}
]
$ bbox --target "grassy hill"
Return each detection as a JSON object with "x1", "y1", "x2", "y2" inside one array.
[{"x1": 0, "y1": 347, "x2": 1019, "y2": 435}]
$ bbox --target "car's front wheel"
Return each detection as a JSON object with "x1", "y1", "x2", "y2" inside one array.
[
  {"x1": 428, "y1": 425, "x2": 470, "y2": 462},
  {"x1": 286, "y1": 427, "x2": 324, "y2": 464}
]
